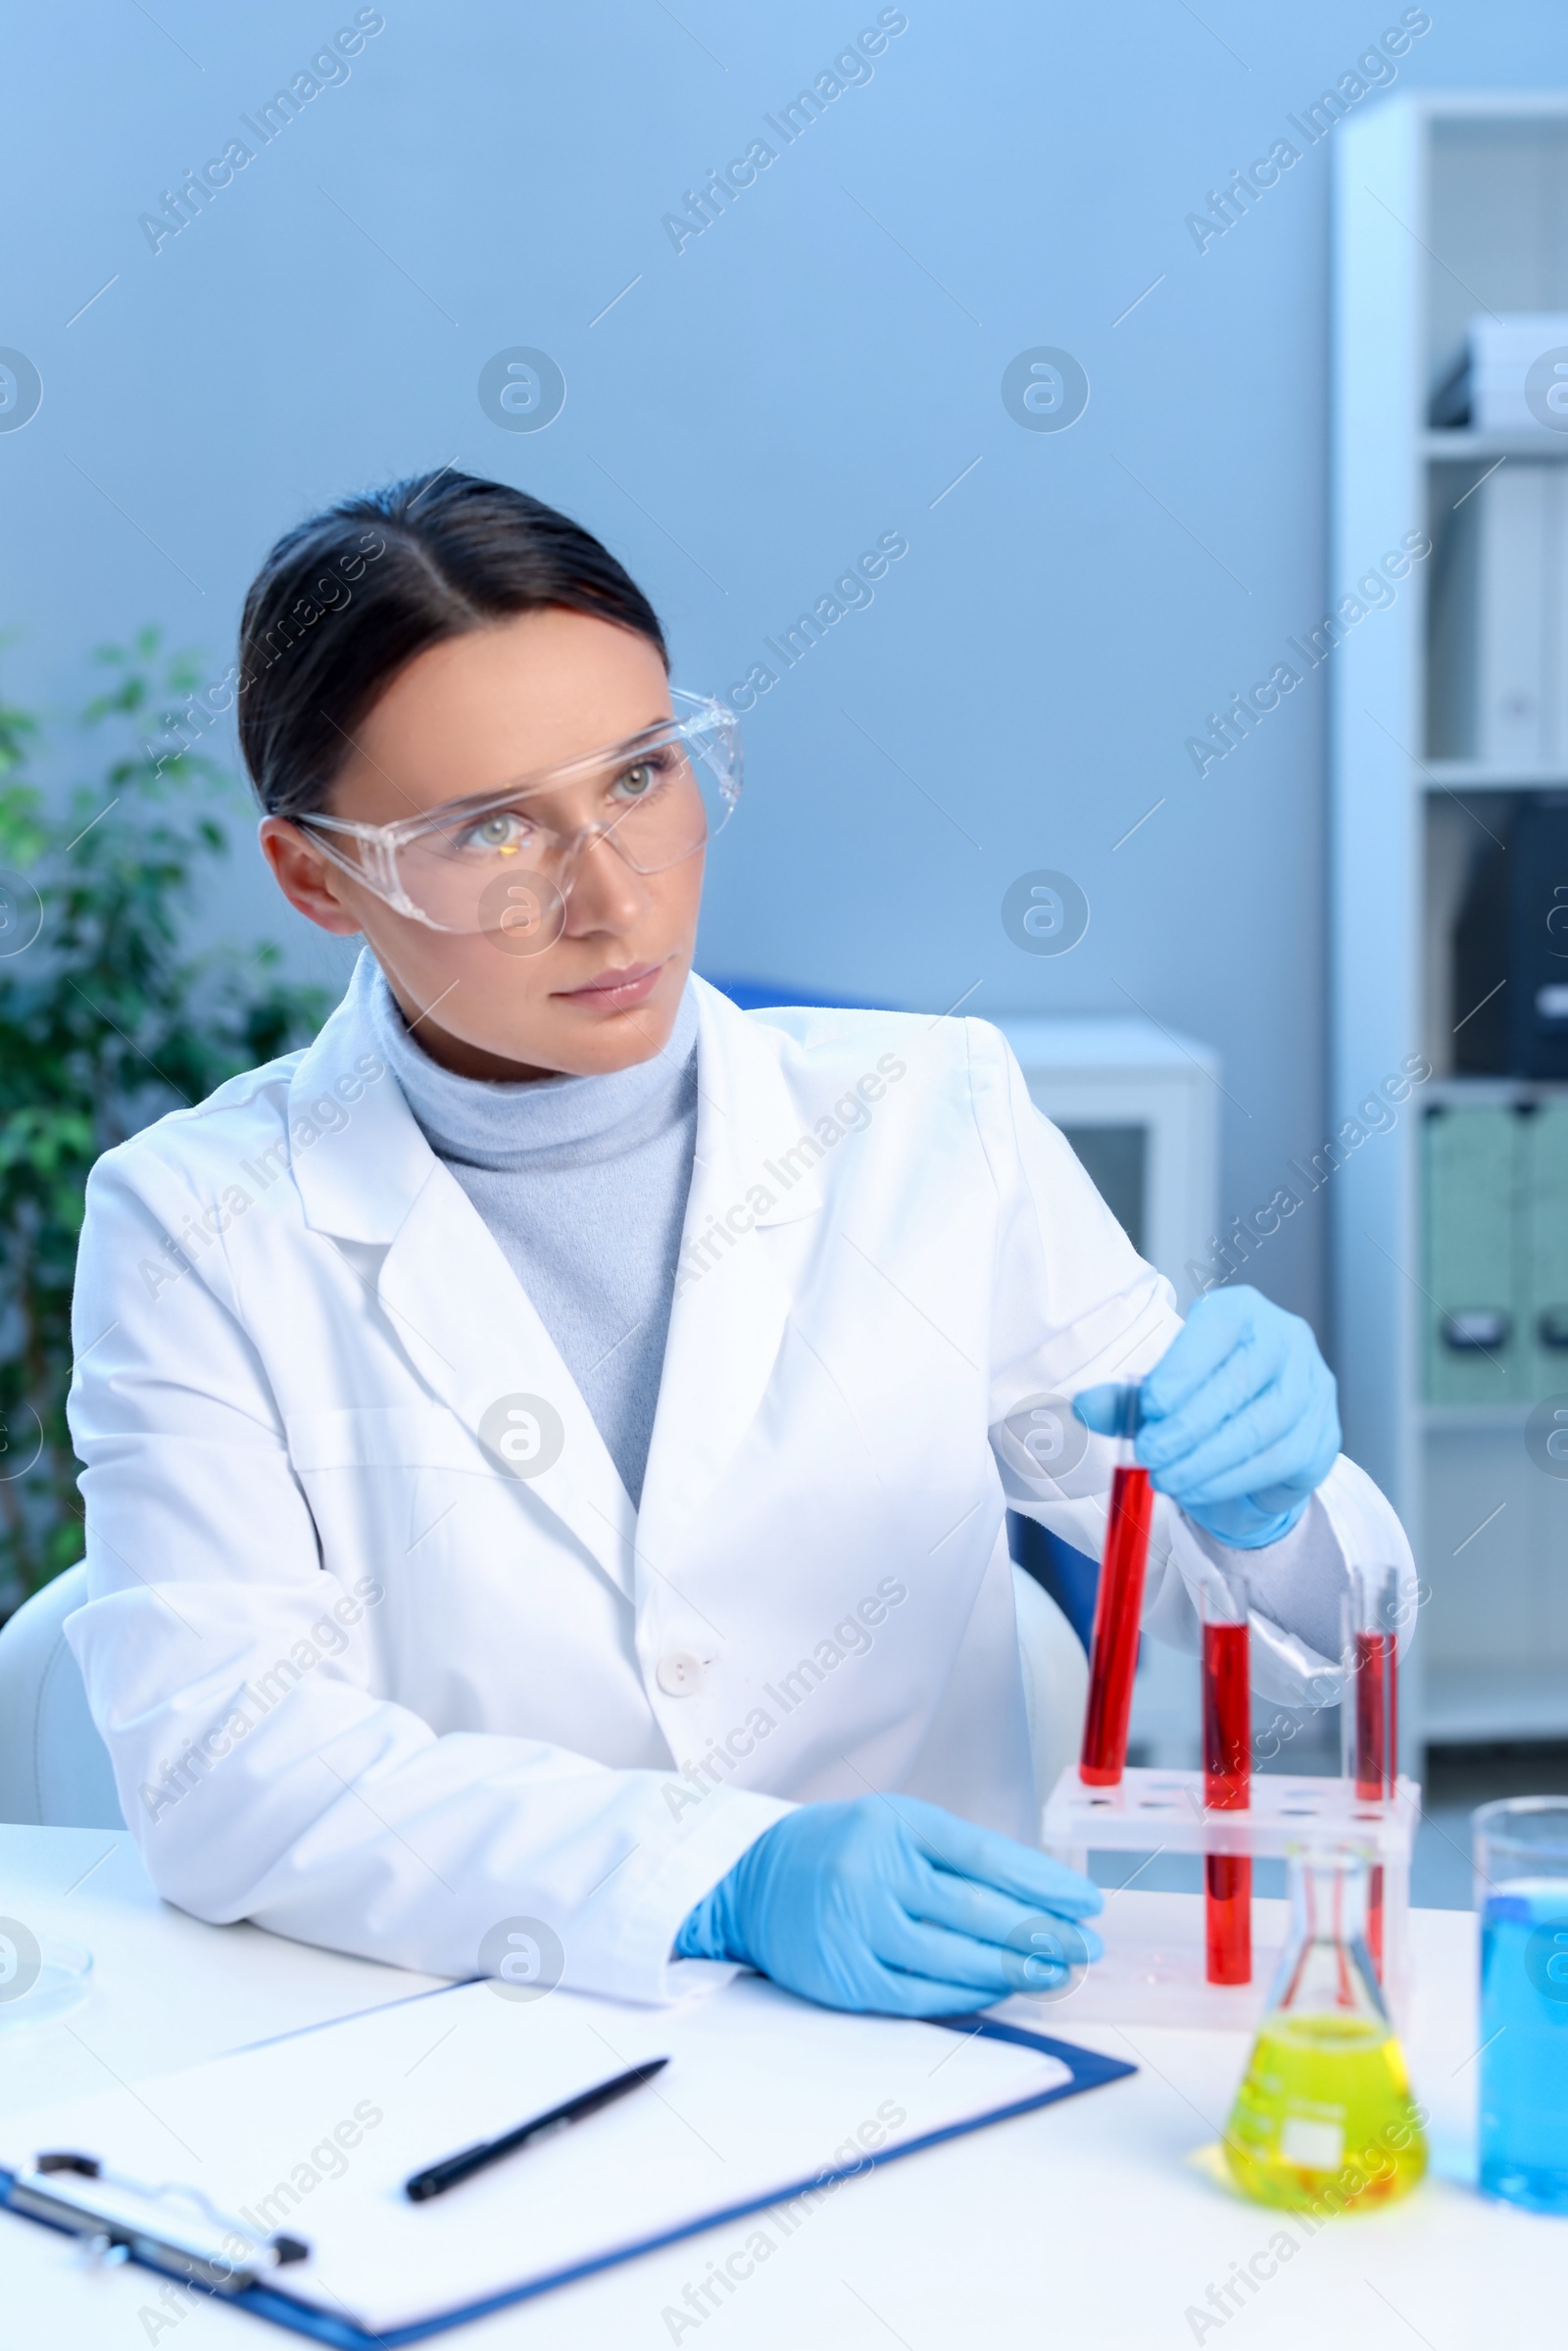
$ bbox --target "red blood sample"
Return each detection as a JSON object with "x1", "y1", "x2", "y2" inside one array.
[
  {"x1": 1353, "y1": 1627, "x2": 1398, "y2": 1976},
  {"x1": 1203, "y1": 1616, "x2": 1251, "y2": 1985},
  {"x1": 1079, "y1": 1464, "x2": 1154, "y2": 1787}
]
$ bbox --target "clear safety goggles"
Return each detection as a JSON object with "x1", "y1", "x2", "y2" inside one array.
[{"x1": 294, "y1": 689, "x2": 740, "y2": 952}]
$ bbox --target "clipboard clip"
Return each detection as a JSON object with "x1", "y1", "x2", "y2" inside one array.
[{"x1": 9, "y1": 2152, "x2": 311, "y2": 2294}]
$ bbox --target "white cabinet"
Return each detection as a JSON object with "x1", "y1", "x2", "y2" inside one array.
[{"x1": 990, "y1": 1016, "x2": 1220, "y2": 1310}]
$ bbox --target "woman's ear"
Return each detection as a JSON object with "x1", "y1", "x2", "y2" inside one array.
[{"x1": 259, "y1": 817, "x2": 365, "y2": 937}]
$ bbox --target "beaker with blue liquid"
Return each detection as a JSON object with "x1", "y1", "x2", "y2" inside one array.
[{"x1": 1475, "y1": 1796, "x2": 1568, "y2": 2214}]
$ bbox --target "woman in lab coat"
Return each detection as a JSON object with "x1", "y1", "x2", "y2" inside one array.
[{"x1": 66, "y1": 471, "x2": 1409, "y2": 2016}]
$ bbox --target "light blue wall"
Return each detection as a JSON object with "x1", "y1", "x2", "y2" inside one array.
[{"x1": 3, "y1": 2, "x2": 1565, "y2": 1340}]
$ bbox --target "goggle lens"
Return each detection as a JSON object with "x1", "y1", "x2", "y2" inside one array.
[{"x1": 299, "y1": 695, "x2": 740, "y2": 940}]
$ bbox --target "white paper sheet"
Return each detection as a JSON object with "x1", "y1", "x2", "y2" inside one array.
[{"x1": 0, "y1": 1975, "x2": 1072, "y2": 2333}]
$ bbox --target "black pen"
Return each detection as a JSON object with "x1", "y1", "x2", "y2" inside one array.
[{"x1": 404, "y1": 2058, "x2": 669, "y2": 2203}]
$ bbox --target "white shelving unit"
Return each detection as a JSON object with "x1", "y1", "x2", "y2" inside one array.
[{"x1": 1334, "y1": 95, "x2": 1568, "y2": 1756}]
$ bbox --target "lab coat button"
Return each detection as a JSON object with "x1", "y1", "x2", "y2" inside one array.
[{"x1": 656, "y1": 1650, "x2": 706, "y2": 1696}]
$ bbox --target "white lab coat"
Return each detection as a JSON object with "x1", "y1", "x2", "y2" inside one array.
[{"x1": 66, "y1": 956, "x2": 1412, "y2": 2003}]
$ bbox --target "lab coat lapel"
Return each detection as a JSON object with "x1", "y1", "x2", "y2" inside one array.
[
  {"x1": 287, "y1": 955, "x2": 637, "y2": 1599},
  {"x1": 374, "y1": 1177, "x2": 638, "y2": 1595},
  {"x1": 637, "y1": 980, "x2": 821, "y2": 1571}
]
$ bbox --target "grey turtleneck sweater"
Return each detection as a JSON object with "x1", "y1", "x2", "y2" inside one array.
[{"x1": 368, "y1": 960, "x2": 700, "y2": 1507}]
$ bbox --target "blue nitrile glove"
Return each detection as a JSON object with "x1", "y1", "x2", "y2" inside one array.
[
  {"x1": 1074, "y1": 1285, "x2": 1342, "y2": 1550},
  {"x1": 674, "y1": 1794, "x2": 1102, "y2": 2016}
]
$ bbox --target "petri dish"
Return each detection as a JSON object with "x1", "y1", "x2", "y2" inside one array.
[{"x1": 0, "y1": 1933, "x2": 93, "y2": 2032}]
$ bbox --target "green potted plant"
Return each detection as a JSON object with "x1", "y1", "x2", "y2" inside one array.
[{"x1": 0, "y1": 632, "x2": 326, "y2": 1607}]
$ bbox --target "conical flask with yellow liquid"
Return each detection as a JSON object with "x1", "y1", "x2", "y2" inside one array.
[{"x1": 1223, "y1": 1844, "x2": 1427, "y2": 2211}]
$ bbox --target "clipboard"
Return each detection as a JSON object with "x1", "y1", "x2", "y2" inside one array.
[{"x1": 0, "y1": 1977, "x2": 1134, "y2": 2346}]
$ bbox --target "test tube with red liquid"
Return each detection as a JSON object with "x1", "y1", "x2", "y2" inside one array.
[
  {"x1": 1342, "y1": 1562, "x2": 1400, "y2": 1978},
  {"x1": 1201, "y1": 1573, "x2": 1251, "y2": 1985},
  {"x1": 1079, "y1": 1384, "x2": 1154, "y2": 1788}
]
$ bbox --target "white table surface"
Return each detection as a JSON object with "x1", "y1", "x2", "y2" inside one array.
[{"x1": 0, "y1": 1826, "x2": 1556, "y2": 2348}]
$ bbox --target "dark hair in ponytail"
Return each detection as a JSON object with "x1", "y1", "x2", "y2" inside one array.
[{"x1": 236, "y1": 470, "x2": 668, "y2": 817}]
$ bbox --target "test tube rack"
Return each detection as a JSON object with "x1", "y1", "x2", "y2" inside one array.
[{"x1": 1040, "y1": 1763, "x2": 1420, "y2": 2030}]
